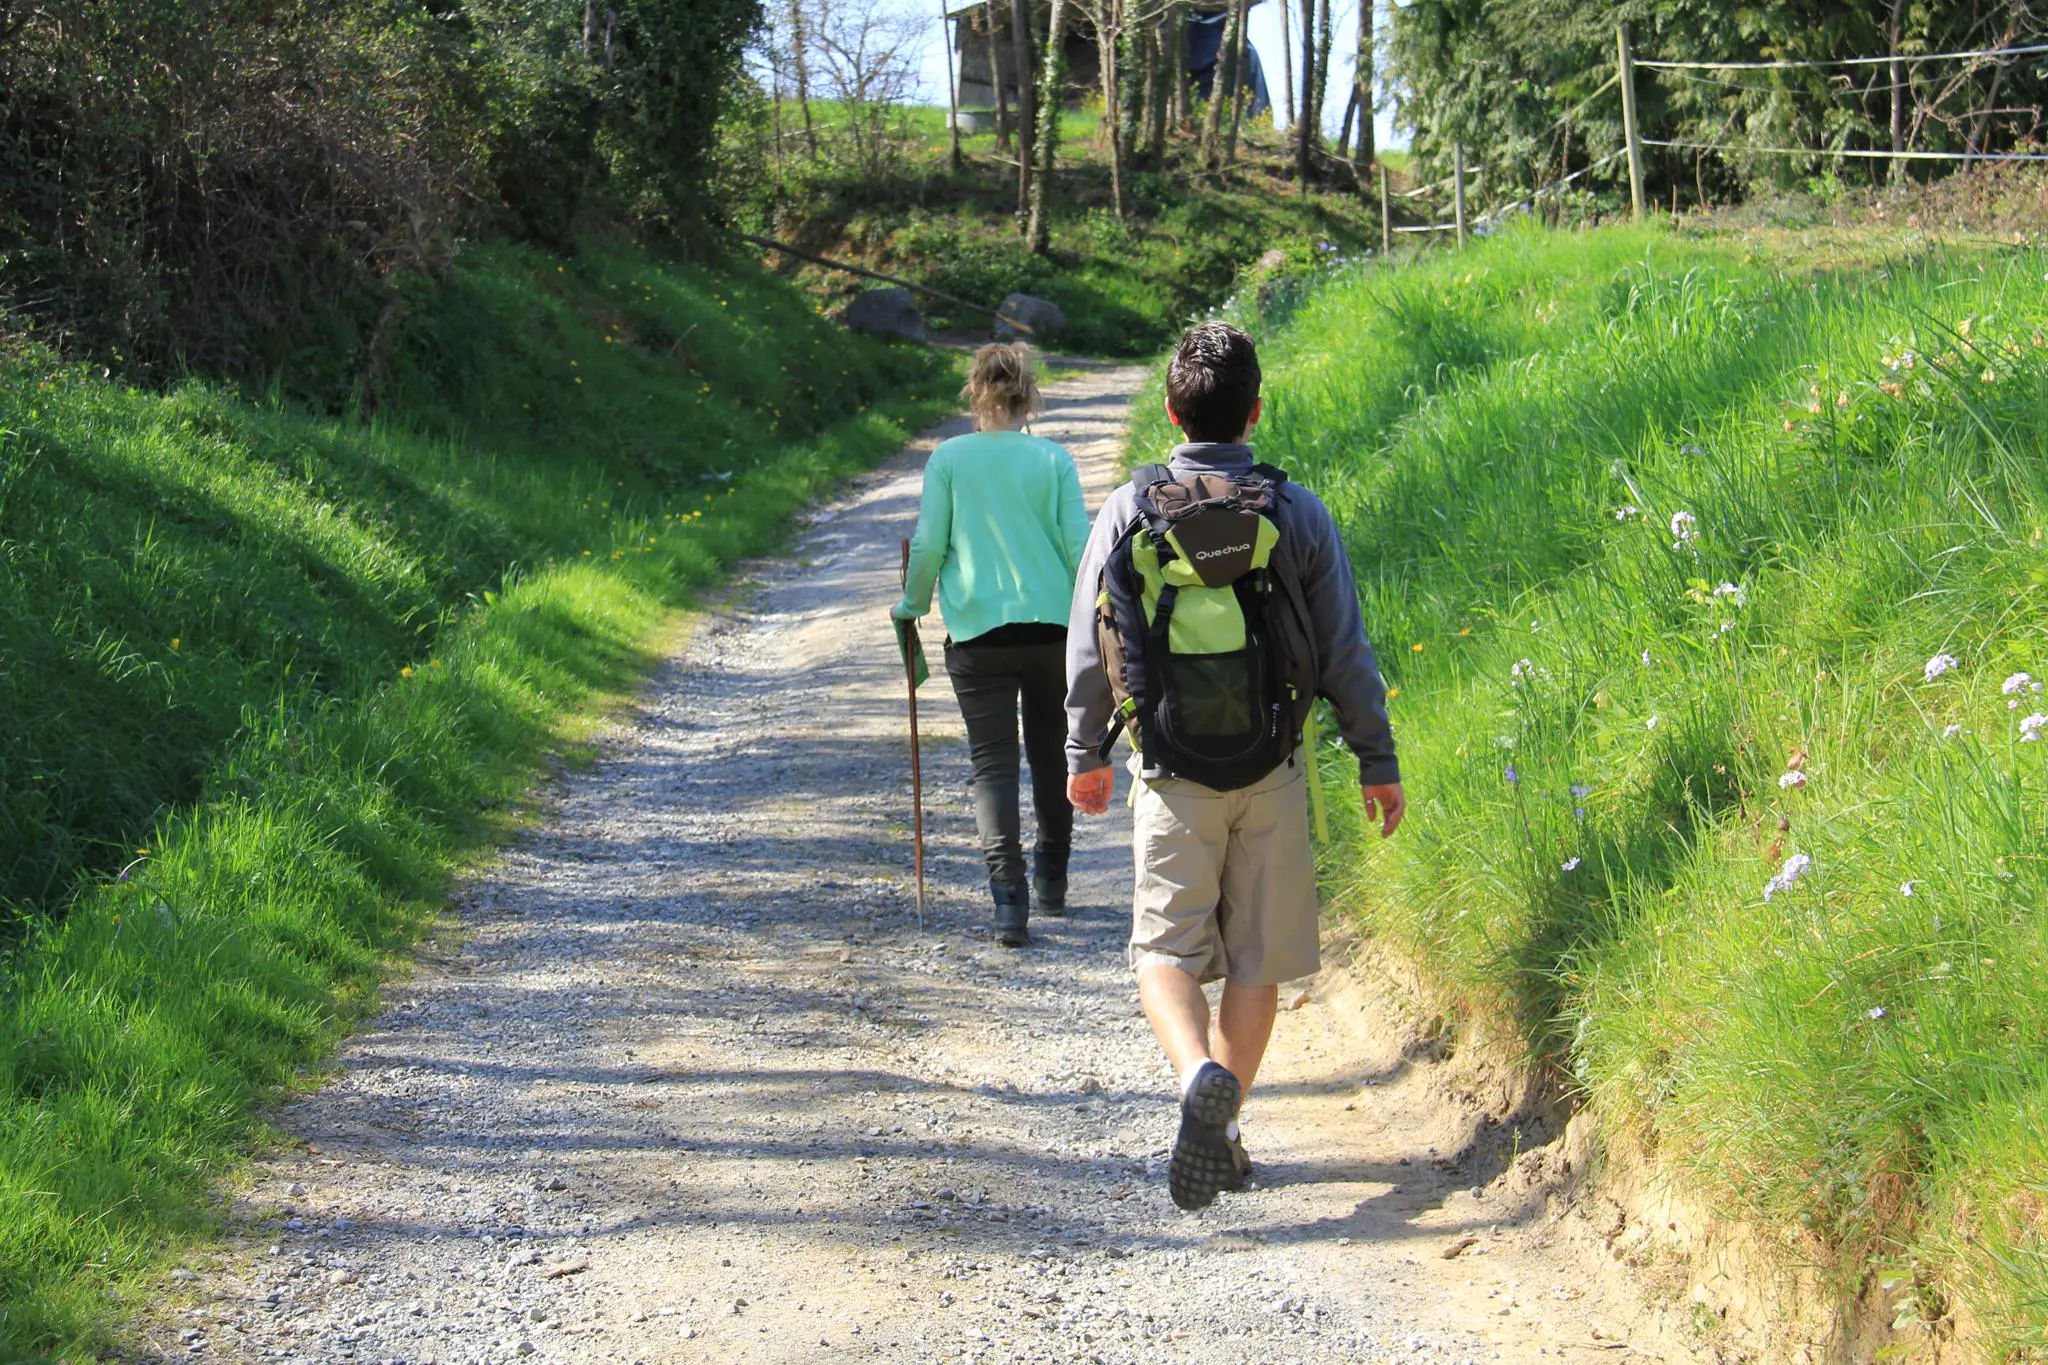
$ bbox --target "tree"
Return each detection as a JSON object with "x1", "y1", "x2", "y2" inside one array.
[
  {"x1": 787, "y1": 0, "x2": 819, "y2": 161},
  {"x1": 1224, "y1": 0, "x2": 1251, "y2": 162},
  {"x1": 1027, "y1": 0, "x2": 1070, "y2": 250},
  {"x1": 1293, "y1": 0, "x2": 1315, "y2": 183},
  {"x1": 1010, "y1": 0, "x2": 1037, "y2": 224},
  {"x1": 1353, "y1": 0, "x2": 1374, "y2": 168},
  {"x1": 1089, "y1": 0, "x2": 1133, "y2": 215},
  {"x1": 1200, "y1": 0, "x2": 1245, "y2": 169}
]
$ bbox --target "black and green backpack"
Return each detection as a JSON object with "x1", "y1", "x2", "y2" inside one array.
[{"x1": 1093, "y1": 462, "x2": 1316, "y2": 791}]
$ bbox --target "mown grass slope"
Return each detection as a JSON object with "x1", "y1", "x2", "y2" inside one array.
[
  {"x1": 1133, "y1": 226, "x2": 2048, "y2": 1350},
  {"x1": 0, "y1": 242, "x2": 950, "y2": 1357}
]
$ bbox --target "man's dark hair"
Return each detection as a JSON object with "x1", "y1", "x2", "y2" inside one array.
[{"x1": 1166, "y1": 322, "x2": 1262, "y2": 443}]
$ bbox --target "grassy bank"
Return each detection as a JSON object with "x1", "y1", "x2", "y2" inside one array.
[
  {"x1": 1133, "y1": 226, "x2": 2048, "y2": 1350},
  {"x1": 0, "y1": 243, "x2": 950, "y2": 1358},
  {"x1": 731, "y1": 108, "x2": 1397, "y2": 356}
]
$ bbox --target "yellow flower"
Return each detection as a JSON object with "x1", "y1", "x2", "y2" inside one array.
[
  {"x1": 1458, "y1": 627, "x2": 1472, "y2": 637},
  {"x1": 137, "y1": 848, "x2": 150, "y2": 857},
  {"x1": 1410, "y1": 643, "x2": 1424, "y2": 653},
  {"x1": 429, "y1": 659, "x2": 442, "y2": 669},
  {"x1": 170, "y1": 638, "x2": 181, "y2": 651},
  {"x1": 401, "y1": 666, "x2": 415, "y2": 679},
  {"x1": 1385, "y1": 687, "x2": 1400, "y2": 700}
]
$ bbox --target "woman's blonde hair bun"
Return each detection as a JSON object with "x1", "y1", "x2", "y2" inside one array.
[{"x1": 962, "y1": 342, "x2": 1041, "y2": 430}]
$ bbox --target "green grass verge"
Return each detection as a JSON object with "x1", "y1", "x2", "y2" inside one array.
[
  {"x1": 1130, "y1": 224, "x2": 2048, "y2": 1349},
  {"x1": 0, "y1": 242, "x2": 952, "y2": 1358}
]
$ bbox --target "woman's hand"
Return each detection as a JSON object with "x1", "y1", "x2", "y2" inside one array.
[{"x1": 890, "y1": 601, "x2": 921, "y2": 622}]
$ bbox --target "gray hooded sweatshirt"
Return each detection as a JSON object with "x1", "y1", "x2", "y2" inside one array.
[{"x1": 1064, "y1": 442, "x2": 1400, "y2": 786}]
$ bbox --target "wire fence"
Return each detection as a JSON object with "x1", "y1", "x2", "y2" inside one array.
[{"x1": 1383, "y1": 36, "x2": 2048, "y2": 251}]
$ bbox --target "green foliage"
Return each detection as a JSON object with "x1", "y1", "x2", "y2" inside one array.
[
  {"x1": 1149, "y1": 225, "x2": 2048, "y2": 1347},
  {"x1": 0, "y1": 239, "x2": 949, "y2": 1358},
  {"x1": 759, "y1": 131, "x2": 1395, "y2": 356},
  {"x1": 0, "y1": 0, "x2": 763, "y2": 386},
  {"x1": 1386, "y1": 0, "x2": 2048, "y2": 207}
]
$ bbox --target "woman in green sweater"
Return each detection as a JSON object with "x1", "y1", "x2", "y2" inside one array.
[{"x1": 893, "y1": 344, "x2": 1088, "y2": 946}]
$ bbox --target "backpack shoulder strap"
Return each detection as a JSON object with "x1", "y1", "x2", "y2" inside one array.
[
  {"x1": 1130, "y1": 463, "x2": 1173, "y2": 499},
  {"x1": 1251, "y1": 462, "x2": 1292, "y2": 502}
]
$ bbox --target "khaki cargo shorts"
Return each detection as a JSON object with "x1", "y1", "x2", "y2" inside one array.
[{"x1": 1128, "y1": 755, "x2": 1319, "y2": 987}]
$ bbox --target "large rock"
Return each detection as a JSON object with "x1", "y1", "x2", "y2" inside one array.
[
  {"x1": 994, "y1": 293, "x2": 1065, "y2": 343},
  {"x1": 844, "y1": 287, "x2": 925, "y2": 341}
]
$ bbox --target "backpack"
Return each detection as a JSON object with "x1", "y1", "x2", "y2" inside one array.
[{"x1": 1093, "y1": 462, "x2": 1316, "y2": 791}]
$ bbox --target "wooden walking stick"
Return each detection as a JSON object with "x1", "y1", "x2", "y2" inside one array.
[{"x1": 897, "y1": 539, "x2": 928, "y2": 925}]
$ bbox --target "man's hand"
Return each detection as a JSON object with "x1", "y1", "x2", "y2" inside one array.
[
  {"x1": 1068, "y1": 767, "x2": 1114, "y2": 815},
  {"x1": 1362, "y1": 783, "x2": 1405, "y2": 838}
]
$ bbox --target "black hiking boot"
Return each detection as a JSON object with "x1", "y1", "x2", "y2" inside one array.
[
  {"x1": 1031, "y1": 872, "x2": 1067, "y2": 917},
  {"x1": 1168, "y1": 1061, "x2": 1242, "y2": 1211},
  {"x1": 992, "y1": 879, "x2": 1030, "y2": 947}
]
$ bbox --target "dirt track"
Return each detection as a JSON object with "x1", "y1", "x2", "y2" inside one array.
[{"x1": 145, "y1": 362, "x2": 1702, "y2": 1365}]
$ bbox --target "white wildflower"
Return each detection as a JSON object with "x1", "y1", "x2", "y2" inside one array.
[
  {"x1": 1712, "y1": 582, "x2": 1748, "y2": 606},
  {"x1": 1900, "y1": 880, "x2": 1916, "y2": 897},
  {"x1": 1866, "y1": 1006, "x2": 1886, "y2": 1021},
  {"x1": 2002, "y1": 671, "x2": 2033, "y2": 696},
  {"x1": 1646, "y1": 715, "x2": 1661, "y2": 730},
  {"x1": 1778, "y1": 771, "x2": 1807, "y2": 789},
  {"x1": 1923, "y1": 653, "x2": 1959, "y2": 683},
  {"x1": 1942, "y1": 724, "x2": 1963, "y2": 739},
  {"x1": 1762, "y1": 852, "x2": 1814, "y2": 902},
  {"x1": 1669, "y1": 510, "x2": 1698, "y2": 549},
  {"x1": 2020, "y1": 712, "x2": 2048, "y2": 743},
  {"x1": 1640, "y1": 649, "x2": 1652, "y2": 666},
  {"x1": 1562, "y1": 857, "x2": 1582, "y2": 872},
  {"x1": 1614, "y1": 505, "x2": 1640, "y2": 521}
]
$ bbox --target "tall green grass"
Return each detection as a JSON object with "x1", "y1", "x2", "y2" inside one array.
[
  {"x1": 0, "y1": 242, "x2": 950, "y2": 1357},
  {"x1": 1135, "y1": 227, "x2": 2048, "y2": 1350}
]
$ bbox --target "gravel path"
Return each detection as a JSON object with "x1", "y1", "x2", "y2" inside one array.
[{"x1": 147, "y1": 363, "x2": 1696, "y2": 1365}]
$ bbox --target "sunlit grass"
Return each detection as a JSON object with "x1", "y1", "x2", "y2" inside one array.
[
  {"x1": 0, "y1": 243, "x2": 952, "y2": 1358},
  {"x1": 1130, "y1": 224, "x2": 2048, "y2": 1348}
]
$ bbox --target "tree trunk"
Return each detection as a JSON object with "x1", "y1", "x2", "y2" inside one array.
[
  {"x1": 1223, "y1": 0, "x2": 1250, "y2": 164},
  {"x1": 1200, "y1": 0, "x2": 1242, "y2": 169},
  {"x1": 1097, "y1": 0, "x2": 1129, "y2": 217},
  {"x1": 987, "y1": 1, "x2": 1011, "y2": 152},
  {"x1": 1011, "y1": 0, "x2": 1037, "y2": 224},
  {"x1": 1142, "y1": 15, "x2": 1165, "y2": 162},
  {"x1": 1278, "y1": 0, "x2": 1295, "y2": 130},
  {"x1": 1353, "y1": 0, "x2": 1374, "y2": 167},
  {"x1": 1312, "y1": 0, "x2": 1333, "y2": 145},
  {"x1": 1119, "y1": 13, "x2": 1144, "y2": 165},
  {"x1": 788, "y1": 0, "x2": 817, "y2": 161},
  {"x1": 583, "y1": 0, "x2": 597, "y2": 57},
  {"x1": 942, "y1": 0, "x2": 964, "y2": 172},
  {"x1": 1028, "y1": 0, "x2": 1069, "y2": 251},
  {"x1": 1292, "y1": 0, "x2": 1314, "y2": 184},
  {"x1": 1169, "y1": 0, "x2": 1189, "y2": 130}
]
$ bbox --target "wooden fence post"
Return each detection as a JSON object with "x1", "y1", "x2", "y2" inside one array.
[
  {"x1": 1452, "y1": 143, "x2": 1467, "y2": 248},
  {"x1": 1617, "y1": 25, "x2": 1646, "y2": 221},
  {"x1": 1379, "y1": 163, "x2": 1391, "y2": 256}
]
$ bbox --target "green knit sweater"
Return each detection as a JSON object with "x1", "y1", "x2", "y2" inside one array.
[{"x1": 894, "y1": 430, "x2": 1088, "y2": 644}]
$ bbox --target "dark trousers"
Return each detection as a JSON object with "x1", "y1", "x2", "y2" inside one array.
[{"x1": 943, "y1": 636, "x2": 1073, "y2": 888}]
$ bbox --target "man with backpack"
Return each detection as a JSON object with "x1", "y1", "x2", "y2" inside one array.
[{"x1": 1065, "y1": 321, "x2": 1404, "y2": 1211}]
